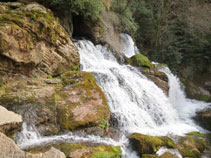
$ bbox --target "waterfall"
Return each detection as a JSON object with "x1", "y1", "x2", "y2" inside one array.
[
  {"x1": 76, "y1": 39, "x2": 209, "y2": 136},
  {"x1": 15, "y1": 35, "x2": 209, "y2": 158}
]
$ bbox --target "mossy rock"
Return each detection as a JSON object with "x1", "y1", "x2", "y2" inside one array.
[
  {"x1": 56, "y1": 71, "x2": 110, "y2": 131},
  {"x1": 53, "y1": 143, "x2": 121, "y2": 158},
  {"x1": 130, "y1": 133, "x2": 176, "y2": 155},
  {"x1": 177, "y1": 136, "x2": 207, "y2": 158},
  {"x1": 194, "y1": 94, "x2": 211, "y2": 102},
  {"x1": 0, "y1": 2, "x2": 79, "y2": 77},
  {"x1": 128, "y1": 54, "x2": 152, "y2": 69}
]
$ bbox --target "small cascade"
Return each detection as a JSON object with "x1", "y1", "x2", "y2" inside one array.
[
  {"x1": 76, "y1": 39, "x2": 209, "y2": 135},
  {"x1": 15, "y1": 124, "x2": 127, "y2": 151},
  {"x1": 14, "y1": 123, "x2": 41, "y2": 146},
  {"x1": 120, "y1": 33, "x2": 138, "y2": 58},
  {"x1": 160, "y1": 66, "x2": 209, "y2": 128}
]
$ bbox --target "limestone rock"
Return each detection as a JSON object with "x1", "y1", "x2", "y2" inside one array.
[
  {"x1": 0, "y1": 132, "x2": 65, "y2": 158},
  {"x1": 0, "y1": 106, "x2": 22, "y2": 136},
  {"x1": 0, "y1": 2, "x2": 79, "y2": 78}
]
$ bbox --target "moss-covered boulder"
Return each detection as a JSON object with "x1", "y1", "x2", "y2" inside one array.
[
  {"x1": 129, "y1": 133, "x2": 176, "y2": 156},
  {"x1": 0, "y1": 2, "x2": 79, "y2": 78},
  {"x1": 128, "y1": 54, "x2": 152, "y2": 69},
  {"x1": 57, "y1": 71, "x2": 110, "y2": 131},
  {"x1": 0, "y1": 71, "x2": 110, "y2": 135},
  {"x1": 53, "y1": 143, "x2": 121, "y2": 158},
  {"x1": 193, "y1": 108, "x2": 211, "y2": 131},
  {"x1": 177, "y1": 135, "x2": 206, "y2": 158}
]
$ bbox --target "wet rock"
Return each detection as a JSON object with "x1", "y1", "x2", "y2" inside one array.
[
  {"x1": 0, "y1": 132, "x2": 66, "y2": 158},
  {"x1": 0, "y1": 106, "x2": 22, "y2": 136},
  {"x1": 53, "y1": 143, "x2": 121, "y2": 158},
  {"x1": 0, "y1": 2, "x2": 79, "y2": 78},
  {"x1": 143, "y1": 69, "x2": 169, "y2": 95},
  {"x1": 194, "y1": 108, "x2": 211, "y2": 131},
  {"x1": 129, "y1": 133, "x2": 176, "y2": 156}
]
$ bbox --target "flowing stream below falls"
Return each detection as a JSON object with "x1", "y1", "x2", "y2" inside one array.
[{"x1": 15, "y1": 34, "x2": 209, "y2": 157}]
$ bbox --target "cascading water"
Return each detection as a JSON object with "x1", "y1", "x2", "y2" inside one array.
[
  {"x1": 120, "y1": 33, "x2": 139, "y2": 57},
  {"x1": 76, "y1": 39, "x2": 209, "y2": 136},
  {"x1": 15, "y1": 34, "x2": 209, "y2": 158}
]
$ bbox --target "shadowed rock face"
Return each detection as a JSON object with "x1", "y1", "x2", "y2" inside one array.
[
  {"x1": 0, "y1": 132, "x2": 66, "y2": 158},
  {"x1": 194, "y1": 107, "x2": 211, "y2": 131},
  {"x1": 0, "y1": 2, "x2": 79, "y2": 79}
]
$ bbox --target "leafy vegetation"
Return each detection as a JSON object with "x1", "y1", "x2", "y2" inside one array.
[{"x1": 48, "y1": 0, "x2": 105, "y2": 20}]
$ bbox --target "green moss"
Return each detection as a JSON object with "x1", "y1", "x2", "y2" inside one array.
[
  {"x1": 128, "y1": 54, "x2": 152, "y2": 68},
  {"x1": 186, "y1": 131, "x2": 206, "y2": 138},
  {"x1": 56, "y1": 71, "x2": 110, "y2": 131},
  {"x1": 178, "y1": 136, "x2": 206, "y2": 158},
  {"x1": 194, "y1": 94, "x2": 211, "y2": 102},
  {"x1": 53, "y1": 143, "x2": 121, "y2": 158},
  {"x1": 130, "y1": 133, "x2": 176, "y2": 155},
  {"x1": 98, "y1": 119, "x2": 109, "y2": 132}
]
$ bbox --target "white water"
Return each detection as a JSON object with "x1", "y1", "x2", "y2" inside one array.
[
  {"x1": 120, "y1": 33, "x2": 139, "y2": 57},
  {"x1": 15, "y1": 36, "x2": 209, "y2": 158},
  {"x1": 77, "y1": 40, "x2": 209, "y2": 136}
]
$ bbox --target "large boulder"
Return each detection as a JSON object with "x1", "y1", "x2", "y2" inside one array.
[
  {"x1": 0, "y1": 132, "x2": 66, "y2": 158},
  {"x1": 129, "y1": 133, "x2": 176, "y2": 156},
  {"x1": 193, "y1": 108, "x2": 211, "y2": 131},
  {"x1": 0, "y1": 71, "x2": 110, "y2": 135},
  {"x1": 0, "y1": 2, "x2": 79, "y2": 79},
  {"x1": 0, "y1": 106, "x2": 22, "y2": 136},
  {"x1": 57, "y1": 71, "x2": 110, "y2": 131}
]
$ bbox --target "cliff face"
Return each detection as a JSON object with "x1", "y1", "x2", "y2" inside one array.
[
  {"x1": 0, "y1": 2, "x2": 110, "y2": 136},
  {"x1": 0, "y1": 2, "x2": 79, "y2": 79}
]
